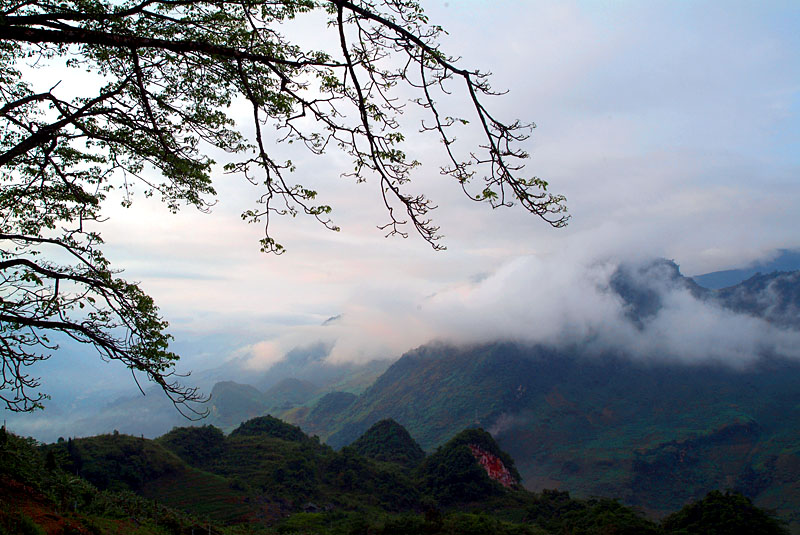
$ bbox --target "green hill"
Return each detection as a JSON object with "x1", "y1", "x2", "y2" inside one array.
[
  {"x1": 156, "y1": 425, "x2": 226, "y2": 468},
  {"x1": 48, "y1": 431, "x2": 258, "y2": 524},
  {"x1": 209, "y1": 381, "x2": 269, "y2": 428},
  {"x1": 230, "y1": 414, "x2": 313, "y2": 442},
  {"x1": 0, "y1": 428, "x2": 235, "y2": 534},
  {"x1": 350, "y1": 419, "x2": 425, "y2": 468},
  {"x1": 263, "y1": 378, "x2": 320, "y2": 410},
  {"x1": 418, "y1": 428, "x2": 520, "y2": 505},
  {"x1": 56, "y1": 432, "x2": 184, "y2": 492},
  {"x1": 156, "y1": 417, "x2": 419, "y2": 511},
  {"x1": 662, "y1": 490, "x2": 790, "y2": 534}
]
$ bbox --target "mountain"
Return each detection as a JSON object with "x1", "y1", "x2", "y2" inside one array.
[
  {"x1": 323, "y1": 342, "x2": 536, "y2": 450},
  {"x1": 692, "y1": 248, "x2": 800, "y2": 289},
  {"x1": 350, "y1": 418, "x2": 425, "y2": 468},
  {"x1": 418, "y1": 428, "x2": 521, "y2": 505},
  {"x1": 208, "y1": 381, "x2": 269, "y2": 427},
  {"x1": 68, "y1": 385, "x2": 188, "y2": 439},
  {"x1": 6, "y1": 346, "x2": 392, "y2": 442},
  {"x1": 248, "y1": 343, "x2": 393, "y2": 393},
  {"x1": 307, "y1": 339, "x2": 800, "y2": 530},
  {"x1": 296, "y1": 260, "x2": 800, "y2": 528},
  {"x1": 610, "y1": 258, "x2": 800, "y2": 328},
  {"x1": 6, "y1": 256, "x2": 800, "y2": 532},
  {"x1": 609, "y1": 258, "x2": 707, "y2": 326},
  {"x1": 714, "y1": 270, "x2": 800, "y2": 329},
  {"x1": 308, "y1": 391, "x2": 358, "y2": 423},
  {"x1": 262, "y1": 377, "x2": 320, "y2": 409}
]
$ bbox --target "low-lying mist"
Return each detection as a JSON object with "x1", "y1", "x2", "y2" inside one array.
[{"x1": 242, "y1": 248, "x2": 800, "y2": 371}]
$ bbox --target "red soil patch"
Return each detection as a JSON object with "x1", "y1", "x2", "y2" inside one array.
[
  {"x1": 0, "y1": 476, "x2": 90, "y2": 535},
  {"x1": 468, "y1": 445, "x2": 516, "y2": 488}
]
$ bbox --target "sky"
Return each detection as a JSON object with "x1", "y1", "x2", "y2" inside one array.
[{"x1": 4, "y1": 0, "x2": 800, "y2": 424}]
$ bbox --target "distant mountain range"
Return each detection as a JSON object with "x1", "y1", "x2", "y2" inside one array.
[
  {"x1": 613, "y1": 257, "x2": 800, "y2": 329},
  {"x1": 7, "y1": 345, "x2": 391, "y2": 441},
  {"x1": 691, "y1": 248, "x2": 800, "y2": 289}
]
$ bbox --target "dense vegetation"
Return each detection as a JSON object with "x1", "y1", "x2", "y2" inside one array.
[
  {"x1": 1, "y1": 419, "x2": 791, "y2": 534},
  {"x1": 349, "y1": 419, "x2": 425, "y2": 468},
  {"x1": 0, "y1": 427, "x2": 229, "y2": 534},
  {"x1": 229, "y1": 415, "x2": 313, "y2": 443},
  {"x1": 296, "y1": 339, "x2": 800, "y2": 530},
  {"x1": 418, "y1": 429, "x2": 521, "y2": 506},
  {"x1": 661, "y1": 490, "x2": 790, "y2": 535},
  {"x1": 157, "y1": 425, "x2": 227, "y2": 468}
]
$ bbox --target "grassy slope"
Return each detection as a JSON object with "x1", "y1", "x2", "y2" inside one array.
[
  {"x1": 49, "y1": 432, "x2": 260, "y2": 525},
  {"x1": 0, "y1": 430, "x2": 235, "y2": 535}
]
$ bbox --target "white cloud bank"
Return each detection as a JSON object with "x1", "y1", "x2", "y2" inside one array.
[{"x1": 240, "y1": 236, "x2": 800, "y2": 371}]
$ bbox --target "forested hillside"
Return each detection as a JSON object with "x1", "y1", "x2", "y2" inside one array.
[
  {"x1": 303, "y1": 341, "x2": 800, "y2": 530},
  {"x1": 1, "y1": 421, "x2": 790, "y2": 534}
]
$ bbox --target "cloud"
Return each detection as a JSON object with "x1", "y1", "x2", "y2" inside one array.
[
  {"x1": 241, "y1": 340, "x2": 287, "y2": 371},
  {"x1": 237, "y1": 231, "x2": 800, "y2": 370},
  {"x1": 418, "y1": 248, "x2": 800, "y2": 366}
]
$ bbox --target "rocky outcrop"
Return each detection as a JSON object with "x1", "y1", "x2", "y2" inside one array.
[{"x1": 468, "y1": 444, "x2": 515, "y2": 488}]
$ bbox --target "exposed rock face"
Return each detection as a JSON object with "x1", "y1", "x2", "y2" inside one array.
[{"x1": 468, "y1": 444, "x2": 515, "y2": 488}]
